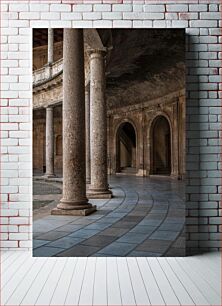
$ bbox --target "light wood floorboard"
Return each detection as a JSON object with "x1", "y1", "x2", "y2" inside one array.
[
  {"x1": 1, "y1": 251, "x2": 221, "y2": 306},
  {"x1": 93, "y1": 257, "x2": 107, "y2": 305}
]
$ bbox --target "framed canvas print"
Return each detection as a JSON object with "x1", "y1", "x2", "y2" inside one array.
[{"x1": 33, "y1": 28, "x2": 186, "y2": 257}]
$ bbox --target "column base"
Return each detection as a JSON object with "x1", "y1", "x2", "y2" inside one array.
[
  {"x1": 43, "y1": 174, "x2": 56, "y2": 179},
  {"x1": 51, "y1": 204, "x2": 96, "y2": 216},
  {"x1": 136, "y1": 169, "x2": 147, "y2": 177},
  {"x1": 87, "y1": 189, "x2": 112, "y2": 199}
]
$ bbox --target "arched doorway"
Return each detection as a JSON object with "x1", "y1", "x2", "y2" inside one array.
[
  {"x1": 151, "y1": 116, "x2": 171, "y2": 175},
  {"x1": 116, "y1": 122, "x2": 136, "y2": 174}
]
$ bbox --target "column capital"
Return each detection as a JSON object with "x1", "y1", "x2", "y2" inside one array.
[
  {"x1": 87, "y1": 48, "x2": 107, "y2": 59},
  {"x1": 45, "y1": 106, "x2": 53, "y2": 111}
]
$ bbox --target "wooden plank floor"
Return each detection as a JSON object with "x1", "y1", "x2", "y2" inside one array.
[{"x1": 1, "y1": 251, "x2": 221, "y2": 305}]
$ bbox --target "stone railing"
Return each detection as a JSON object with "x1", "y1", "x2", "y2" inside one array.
[
  {"x1": 33, "y1": 57, "x2": 91, "y2": 88},
  {"x1": 32, "y1": 57, "x2": 91, "y2": 109},
  {"x1": 33, "y1": 58, "x2": 63, "y2": 86}
]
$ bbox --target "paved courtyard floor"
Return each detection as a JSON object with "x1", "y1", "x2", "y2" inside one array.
[{"x1": 33, "y1": 175, "x2": 185, "y2": 257}]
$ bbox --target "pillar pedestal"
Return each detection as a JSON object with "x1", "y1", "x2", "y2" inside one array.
[
  {"x1": 87, "y1": 48, "x2": 112, "y2": 199},
  {"x1": 51, "y1": 29, "x2": 96, "y2": 216}
]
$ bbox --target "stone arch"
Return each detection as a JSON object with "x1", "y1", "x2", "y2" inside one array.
[
  {"x1": 149, "y1": 114, "x2": 172, "y2": 175},
  {"x1": 115, "y1": 119, "x2": 138, "y2": 174}
]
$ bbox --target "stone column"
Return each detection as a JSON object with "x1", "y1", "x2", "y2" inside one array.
[
  {"x1": 45, "y1": 107, "x2": 55, "y2": 178},
  {"x1": 52, "y1": 29, "x2": 96, "y2": 216},
  {"x1": 116, "y1": 133, "x2": 121, "y2": 173},
  {"x1": 48, "y1": 28, "x2": 54, "y2": 65},
  {"x1": 85, "y1": 87, "x2": 91, "y2": 184},
  {"x1": 171, "y1": 101, "x2": 179, "y2": 178},
  {"x1": 87, "y1": 49, "x2": 112, "y2": 199},
  {"x1": 179, "y1": 96, "x2": 186, "y2": 179}
]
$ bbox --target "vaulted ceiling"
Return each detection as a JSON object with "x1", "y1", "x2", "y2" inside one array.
[{"x1": 33, "y1": 29, "x2": 185, "y2": 109}]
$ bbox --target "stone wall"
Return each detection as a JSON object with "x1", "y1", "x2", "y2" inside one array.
[
  {"x1": 33, "y1": 41, "x2": 63, "y2": 70},
  {"x1": 1, "y1": 1, "x2": 221, "y2": 252},
  {"x1": 33, "y1": 109, "x2": 45, "y2": 172},
  {"x1": 108, "y1": 90, "x2": 186, "y2": 179},
  {"x1": 33, "y1": 106, "x2": 62, "y2": 174}
]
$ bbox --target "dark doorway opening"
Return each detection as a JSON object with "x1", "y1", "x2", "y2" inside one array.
[
  {"x1": 116, "y1": 122, "x2": 136, "y2": 174},
  {"x1": 151, "y1": 116, "x2": 171, "y2": 175}
]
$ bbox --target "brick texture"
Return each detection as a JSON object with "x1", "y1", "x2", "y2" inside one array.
[{"x1": 1, "y1": 0, "x2": 221, "y2": 253}]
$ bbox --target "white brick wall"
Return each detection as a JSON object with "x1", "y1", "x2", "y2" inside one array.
[{"x1": 1, "y1": 0, "x2": 221, "y2": 253}]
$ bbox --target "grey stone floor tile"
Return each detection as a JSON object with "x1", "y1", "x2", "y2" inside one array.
[
  {"x1": 98, "y1": 209, "x2": 112, "y2": 214},
  {"x1": 108, "y1": 212, "x2": 127, "y2": 218},
  {"x1": 113, "y1": 221, "x2": 137, "y2": 229},
  {"x1": 56, "y1": 245, "x2": 100, "y2": 257},
  {"x1": 97, "y1": 217, "x2": 120, "y2": 224},
  {"x1": 171, "y1": 236, "x2": 186, "y2": 248},
  {"x1": 130, "y1": 225, "x2": 156, "y2": 234},
  {"x1": 99, "y1": 227, "x2": 129, "y2": 237},
  {"x1": 139, "y1": 219, "x2": 162, "y2": 226},
  {"x1": 168, "y1": 210, "x2": 185, "y2": 216},
  {"x1": 84, "y1": 223, "x2": 111, "y2": 231},
  {"x1": 33, "y1": 246, "x2": 64, "y2": 257},
  {"x1": 85, "y1": 214, "x2": 104, "y2": 220},
  {"x1": 164, "y1": 217, "x2": 185, "y2": 223},
  {"x1": 55, "y1": 224, "x2": 84, "y2": 232},
  {"x1": 116, "y1": 232, "x2": 148, "y2": 244},
  {"x1": 149, "y1": 230, "x2": 180, "y2": 241},
  {"x1": 46, "y1": 236, "x2": 84, "y2": 249},
  {"x1": 137, "y1": 202, "x2": 153, "y2": 207},
  {"x1": 33, "y1": 224, "x2": 59, "y2": 233},
  {"x1": 152, "y1": 205, "x2": 168, "y2": 210},
  {"x1": 97, "y1": 242, "x2": 136, "y2": 256},
  {"x1": 69, "y1": 229, "x2": 100, "y2": 239},
  {"x1": 148, "y1": 210, "x2": 168, "y2": 215},
  {"x1": 145, "y1": 213, "x2": 166, "y2": 219},
  {"x1": 136, "y1": 239, "x2": 171, "y2": 253},
  {"x1": 93, "y1": 253, "x2": 116, "y2": 257},
  {"x1": 33, "y1": 232, "x2": 42, "y2": 239},
  {"x1": 158, "y1": 223, "x2": 184, "y2": 232},
  {"x1": 92, "y1": 210, "x2": 107, "y2": 216},
  {"x1": 128, "y1": 251, "x2": 162, "y2": 257},
  {"x1": 33, "y1": 239, "x2": 51, "y2": 249},
  {"x1": 70, "y1": 219, "x2": 93, "y2": 225},
  {"x1": 89, "y1": 199, "x2": 107, "y2": 206},
  {"x1": 35, "y1": 231, "x2": 68, "y2": 241},
  {"x1": 105, "y1": 202, "x2": 119, "y2": 207},
  {"x1": 81, "y1": 235, "x2": 116, "y2": 247},
  {"x1": 127, "y1": 211, "x2": 147, "y2": 217},
  {"x1": 41, "y1": 218, "x2": 74, "y2": 227},
  {"x1": 165, "y1": 247, "x2": 186, "y2": 257},
  {"x1": 45, "y1": 215, "x2": 79, "y2": 222},
  {"x1": 33, "y1": 218, "x2": 73, "y2": 231},
  {"x1": 116, "y1": 209, "x2": 132, "y2": 213}
]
